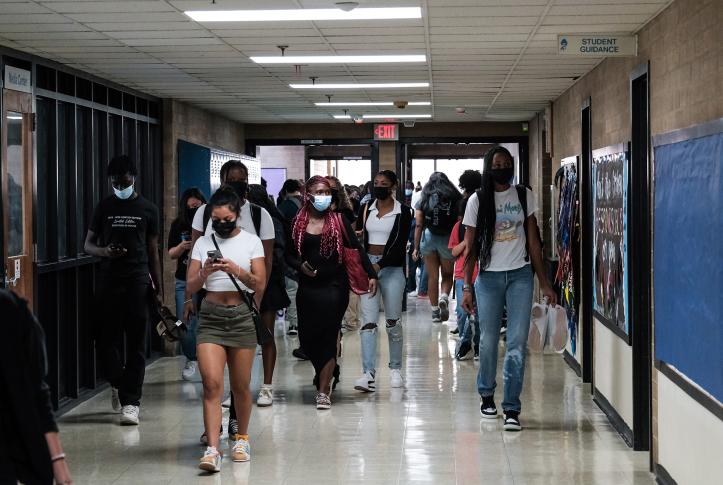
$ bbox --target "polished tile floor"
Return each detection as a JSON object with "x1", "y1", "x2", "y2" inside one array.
[{"x1": 58, "y1": 297, "x2": 654, "y2": 484}]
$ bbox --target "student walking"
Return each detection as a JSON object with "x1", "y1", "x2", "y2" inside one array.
[
  {"x1": 186, "y1": 188, "x2": 266, "y2": 472},
  {"x1": 167, "y1": 187, "x2": 206, "y2": 380},
  {"x1": 288, "y1": 176, "x2": 377, "y2": 409},
  {"x1": 84, "y1": 155, "x2": 162, "y2": 426},
  {"x1": 354, "y1": 170, "x2": 412, "y2": 392},
  {"x1": 462, "y1": 146, "x2": 556, "y2": 431}
]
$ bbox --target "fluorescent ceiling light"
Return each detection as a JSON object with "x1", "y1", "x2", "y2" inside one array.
[
  {"x1": 334, "y1": 114, "x2": 432, "y2": 119},
  {"x1": 186, "y1": 7, "x2": 422, "y2": 22},
  {"x1": 251, "y1": 55, "x2": 425, "y2": 64},
  {"x1": 316, "y1": 101, "x2": 431, "y2": 106},
  {"x1": 291, "y1": 82, "x2": 429, "y2": 89}
]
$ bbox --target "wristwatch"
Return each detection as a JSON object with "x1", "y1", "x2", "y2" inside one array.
[{"x1": 462, "y1": 284, "x2": 472, "y2": 292}]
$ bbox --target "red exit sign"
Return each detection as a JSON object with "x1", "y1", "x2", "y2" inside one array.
[{"x1": 374, "y1": 124, "x2": 399, "y2": 141}]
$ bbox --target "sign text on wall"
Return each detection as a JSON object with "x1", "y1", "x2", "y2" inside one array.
[{"x1": 558, "y1": 35, "x2": 637, "y2": 57}]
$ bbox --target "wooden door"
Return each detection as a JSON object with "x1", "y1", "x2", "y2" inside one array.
[{"x1": 2, "y1": 89, "x2": 34, "y2": 305}]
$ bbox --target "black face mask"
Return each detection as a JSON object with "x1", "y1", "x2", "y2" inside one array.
[
  {"x1": 490, "y1": 168, "x2": 514, "y2": 185},
  {"x1": 228, "y1": 181, "x2": 248, "y2": 200},
  {"x1": 373, "y1": 186, "x2": 391, "y2": 200},
  {"x1": 186, "y1": 206, "x2": 199, "y2": 222},
  {"x1": 212, "y1": 219, "x2": 237, "y2": 238}
]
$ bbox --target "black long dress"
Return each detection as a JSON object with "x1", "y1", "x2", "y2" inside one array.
[{"x1": 291, "y1": 217, "x2": 376, "y2": 379}]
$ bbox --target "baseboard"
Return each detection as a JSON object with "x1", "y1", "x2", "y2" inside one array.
[
  {"x1": 655, "y1": 463, "x2": 678, "y2": 485},
  {"x1": 593, "y1": 387, "x2": 634, "y2": 447},
  {"x1": 563, "y1": 349, "x2": 581, "y2": 377}
]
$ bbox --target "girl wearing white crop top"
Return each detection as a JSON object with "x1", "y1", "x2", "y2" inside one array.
[
  {"x1": 353, "y1": 170, "x2": 413, "y2": 393},
  {"x1": 186, "y1": 188, "x2": 266, "y2": 472}
]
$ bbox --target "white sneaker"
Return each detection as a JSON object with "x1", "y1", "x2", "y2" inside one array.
[
  {"x1": 354, "y1": 372, "x2": 376, "y2": 392},
  {"x1": 182, "y1": 360, "x2": 198, "y2": 381},
  {"x1": 199, "y1": 446, "x2": 222, "y2": 473},
  {"x1": 407, "y1": 290, "x2": 418, "y2": 297},
  {"x1": 438, "y1": 295, "x2": 450, "y2": 321},
  {"x1": 111, "y1": 387, "x2": 121, "y2": 412},
  {"x1": 390, "y1": 369, "x2": 405, "y2": 388},
  {"x1": 222, "y1": 396, "x2": 231, "y2": 408},
  {"x1": 257, "y1": 385, "x2": 273, "y2": 407},
  {"x1": 231, "y1": 435, "x2": 251, "y2": 462},
  {"x1": 120, "y1": 405, "x2": 139, "y2": 425},
  {"x1": 316, "y1": 393, "x2": 331, "y2": 410}
]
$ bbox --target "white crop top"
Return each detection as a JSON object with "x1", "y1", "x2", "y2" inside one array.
[
  {"x1": 365, "y1": 200, "x2": 402, "y2": 245},
  {"x1": 191, "y1": 231, "x2": 265, "y2": 292}
]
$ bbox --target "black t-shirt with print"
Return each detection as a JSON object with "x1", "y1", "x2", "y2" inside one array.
[
  {"x1": 167, "y1": 219, "x2": 192, "y2": 280},
  {"x1": 89, "y1": 194, "x2": 159, "y2": 279}
]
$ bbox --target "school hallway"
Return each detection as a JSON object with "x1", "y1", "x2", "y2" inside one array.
[{"x1": 57, "y1": 298, "x2": 653, "y2": 485}]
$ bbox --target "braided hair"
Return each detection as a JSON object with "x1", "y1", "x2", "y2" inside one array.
[{"x1": 291, "y1": 175, "x2": 344, "y2": 262}]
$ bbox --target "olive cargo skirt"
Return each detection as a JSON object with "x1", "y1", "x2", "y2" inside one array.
[{"x1": 197, "y1": 301, "x2": 256, "y2": 349}]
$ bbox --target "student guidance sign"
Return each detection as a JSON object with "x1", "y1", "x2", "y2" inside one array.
[{"x1": 558, "y1": 34, "x2": 637, "y2": 57}]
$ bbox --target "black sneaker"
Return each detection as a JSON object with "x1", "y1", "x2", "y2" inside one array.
[
  {"x1": 292, "y1": 347, "x2": 309, "y2": 360},
  {"x1": 228, "y1": 418, "x2": 239, "y2": 436},
  {"x1": 450, "y1": 327, "x2": 459, "y2": 335},
  {"x1": 455, "y1": 341, "x2": 472, "y2": 361},
  {"x1": 480, "y1": 396, "x2": 497, "y2": 419},
  {"x1": 503, "y1": 411, "x2": 522, "y2": 431}
]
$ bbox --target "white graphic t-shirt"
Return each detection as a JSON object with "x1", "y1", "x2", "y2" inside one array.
[{"x1": 462, "y1": 187, "x2": 538, "y2": 271}]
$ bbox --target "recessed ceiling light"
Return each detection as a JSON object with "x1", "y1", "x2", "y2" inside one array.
[
  {"x1": 291, "y1": 82, "x2": 429, "y2": 89},
  {"x1": 363, "y1": 114, "x2": 432, "y2": 119},
  {"x1": 251, "y1": 55, "x2": 426, "y2": 64},
  {"x1": 185, "y1": 7, "x2": 422, "y2": 22},
  {"x1": 316, "y1": 101, "x2": 431, "y2": 106}
]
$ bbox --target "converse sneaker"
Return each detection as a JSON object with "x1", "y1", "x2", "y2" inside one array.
[
  {"x1": 456, "y1": 341, "x2": 472, "y2": 361},
  {"x1": 390, "y1": 369, "x2": 405, "y2": 388},
  {"x1": 316, "y1": 393, "x2": 331, "y2": 410},
  {"x1": 503, "y1": 411, "x2": 522, "y2": 431},
  {"x1": 111, "y1": 387, "x2": 121, "y2": 412},
  {"x1": 354, "y1": 372, "x2": 376, "y2": 392},
  {"x1": 199, "y1": 446, "x2": 222, "y2": 473},
  {"x1": 438, "y1": 295, "x2": 450, "y2": 321},
  {"x1": 287, "y1": 324, "x2": 298, "y2": 336},
  {"x1": 182, "y1": 360, "x2": 198, "y2": 381},
  {"x1": 231, "y1": 435, "x2": 251, "y2": 462},
  {"x1": 228, "y1": 418, "x2": 239, "y2": 437},
  {"x1": 432, "y1": 309, "x2": 442, "y2": 322},
  {"x1": 257, "y1": 385, "x2": 273, "y2": 407},
  {"x1": 474, "y1": 350, "x2": 480, "y2": 361},
  {"x1": 120, "y1": 405, "x2": 139, "y2": 425},
  {"x1": 480, "y1": 396, "x2": 497, "y2": 419}
]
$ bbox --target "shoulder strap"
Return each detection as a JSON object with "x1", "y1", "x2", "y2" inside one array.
[
  {"x1": 202, "y1": 204, "x2": 212, "y2": 233},
  {"x1": 363, "y1": 202, "x2": 370, "y2": 230},
  {"x1": 250, "y1": 203, "x2": 262, "y2": 236},
  {"x1": 337, "y1": 212, "x2": 350, "y2": 247},
  {"x1": 210, "y1": 234, "x2": 258, "y2": 314},
  {"x1": 516, "y1": 184, "x2": 530, "y2": 261}
]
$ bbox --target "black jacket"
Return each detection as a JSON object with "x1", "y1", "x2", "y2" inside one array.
[
  {"x1": 0, "y1": 290, "x2": 57, "y2": 485},
  {"x1": 356, "y1": 200, "x2": 413, "y2": 269}
]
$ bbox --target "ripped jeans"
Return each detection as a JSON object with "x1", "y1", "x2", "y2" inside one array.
[
  {"x1": 475, "y1": 265, "x2": 533, "y2": 412},
  {"x1": 359, "y1": 255, "x2": 405, "y2": 374}
]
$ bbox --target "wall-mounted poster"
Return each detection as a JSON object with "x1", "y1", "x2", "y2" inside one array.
[{"x1": 591, "y1": 144, "x2": 629, "y2": 341}]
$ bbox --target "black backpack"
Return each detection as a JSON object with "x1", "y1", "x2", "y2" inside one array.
[
  {"x1": 423, "y1": 192, "x2": 458, "y2": 235},
  {"x1": 202, "y1": 202, "x2": 262, "y2": 237}
]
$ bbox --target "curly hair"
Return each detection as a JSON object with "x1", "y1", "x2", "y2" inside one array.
[
  {"x1": 291, "y1": 176, "x2": 344, "y2": 262},
  {"x1": 325, "y1": 175, "x2": 353, "y2": 212}
]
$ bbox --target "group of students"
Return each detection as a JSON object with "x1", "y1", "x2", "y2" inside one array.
[{"x1": 4, "y1": 145, "x2": 558, "y2": 482}]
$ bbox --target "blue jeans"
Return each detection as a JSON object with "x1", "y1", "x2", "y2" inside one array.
[
  {"x1": 475, "y1": 265, "x2": 533, "y2": 413},
  {"x1": 454, "y1": 279, "x2": 479, "y2": 349},
  {"x1": 359, "y1": 255, "x2": 405, "y2": 373},
  {"x1": 175, "y1": 279, "x2": 198, "y2": 361},
  {"x1": 418, "y1": 259, "x2": 428, "y2": 294}
]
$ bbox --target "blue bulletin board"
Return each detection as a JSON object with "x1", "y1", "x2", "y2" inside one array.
[{"x1": 653, "y1": 120, "x2": 723, "y2": 403}]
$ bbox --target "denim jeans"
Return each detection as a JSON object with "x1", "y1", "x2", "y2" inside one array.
[
  {"x1": 418, "y1": 259, "x2": 428, "y2": 294},
  {"x1": 284, "y1": 276, "x2": 298, "y2": 328},
  {"x1": 454, "y1": 279, "x2": 479, "y2": 349},
  {"x1": 359, "y1": 254, "x2": 405, "y2": 373},
  {"x1": 175, "y1": 278, "x2": 198, "y2": 361},
  {"x1": 475, "y1": 265, "x2": 533, "y2": 412}
]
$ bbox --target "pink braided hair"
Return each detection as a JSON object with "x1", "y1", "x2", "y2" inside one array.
[{"x1": 291, "y1": 176, "x2": 344, "y2": 262}]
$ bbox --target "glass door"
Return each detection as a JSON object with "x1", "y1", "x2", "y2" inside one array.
[{"x1": 2, "y1": 90, "x2": 34, "y2": 304}]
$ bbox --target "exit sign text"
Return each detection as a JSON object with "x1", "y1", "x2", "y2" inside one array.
[{"x1": 374, "y1": 124, "x2": 398, "y2": 141}]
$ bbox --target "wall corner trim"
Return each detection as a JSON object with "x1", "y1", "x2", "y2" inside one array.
[{"x1": 593, "y1": 387, "x2": 634, "y2": 447}]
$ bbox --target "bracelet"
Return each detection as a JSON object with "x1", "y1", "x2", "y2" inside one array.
[
  {"x1": 183, "y1": 299, "x2": 193, "y2": 304},
  {"x1": 51, "y1": 453, "x2": 66, "y2": 462}
]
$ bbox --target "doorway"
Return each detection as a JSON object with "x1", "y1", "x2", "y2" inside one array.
[
  {"x1": 630, "y1": 64, "x2": 652, "y2": 453},
  {"x1": 1, "y1": 89, "x2": 33, "y2": 304}
]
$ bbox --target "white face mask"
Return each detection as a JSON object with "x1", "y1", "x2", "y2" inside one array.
[
  {"x1": 311, "y1": 195, "x2": 332, "y2": 212},
  {"x1": 113, "y1": 184, "x2": 134, "y2": 200}
]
